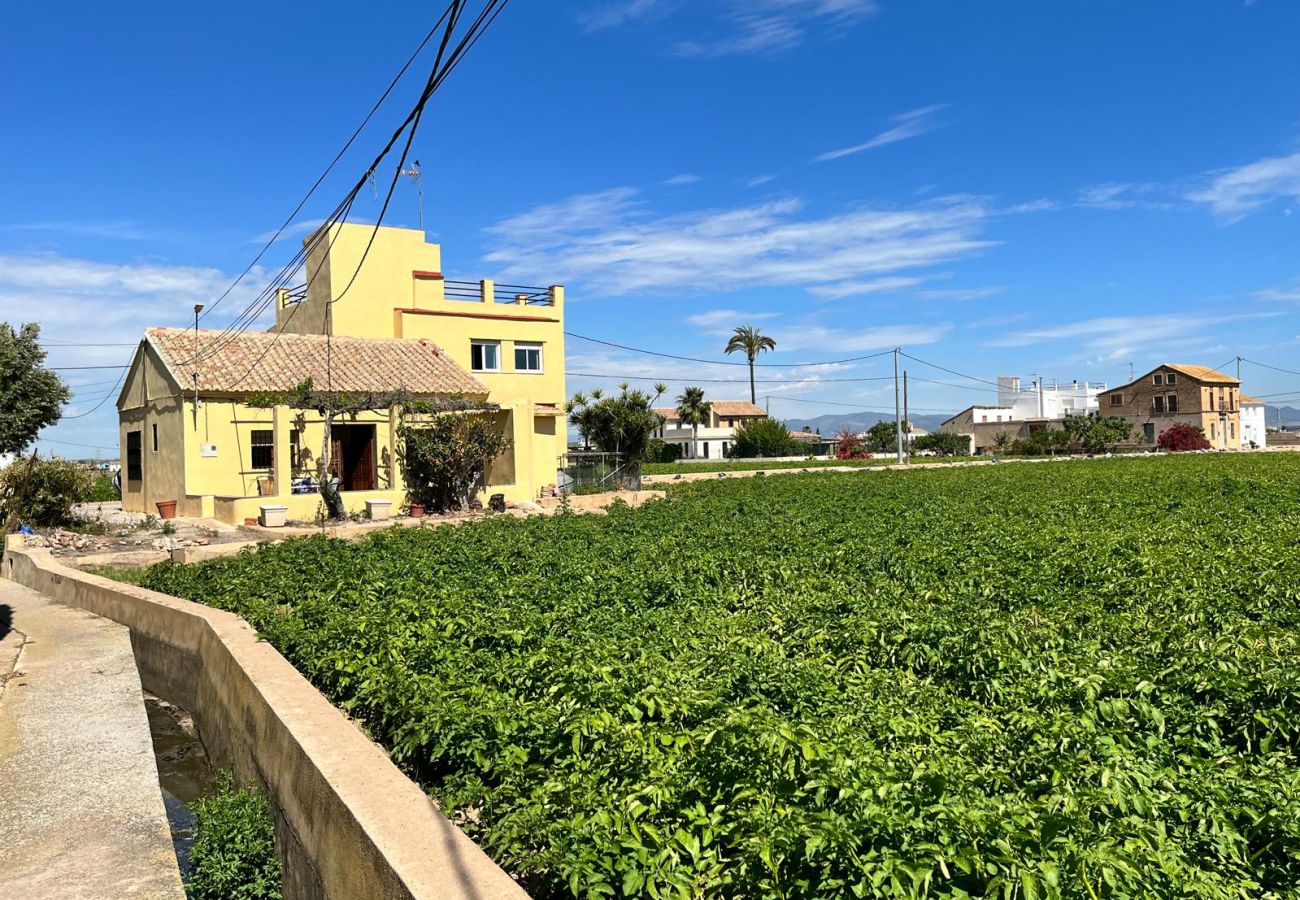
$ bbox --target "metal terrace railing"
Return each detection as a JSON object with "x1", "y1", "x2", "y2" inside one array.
[{"x1": 443, "y1": 279, "x2": 555, "y2": 306}]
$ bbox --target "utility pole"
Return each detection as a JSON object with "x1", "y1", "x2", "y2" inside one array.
[
  {"x1": 1236, "y1": 356, "x2": 1242, "y2": 383},
  {"x1": 192, "y1": 303, "x2": 203, "y2": 431},
  {"x1": 903, "y1": 370, "x2": 909, "y2": 453},
  {"x1": 1128, "y1": 362, "x2": 1135, "y2": 383},
  {"x1": 893, "y1": 348, "x2": 904, "y2": 464}
]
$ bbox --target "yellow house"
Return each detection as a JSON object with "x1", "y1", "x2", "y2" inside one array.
[{"x1": 118, "y1": 223, "x2": 567, "y2": 524}]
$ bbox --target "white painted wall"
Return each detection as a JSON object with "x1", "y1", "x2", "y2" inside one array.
[
  {"x1": 655, "y1": 423, "x2": 737, "y2": 459},
  {"x1": 997, "y1": 376, "x2": 1107, "y2": 420},
  {"x1": 1240, "y1": 402, "x2": 1267, "y2": 449}
]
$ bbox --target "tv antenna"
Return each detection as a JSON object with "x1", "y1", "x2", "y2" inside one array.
[{"x1": 401, "y1": 160, "x2": 424, "y2": 232}]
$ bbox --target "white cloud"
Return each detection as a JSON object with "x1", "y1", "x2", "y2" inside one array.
[
  {"x1": 1076, "y1": 182, "x2": 1175, "y2": 211},
  {"x1": 808, "y1": 276, "x2": 927, "y2": 300},
  {"x1": 2, "y1": 221, "x2": 153, "y2": 240},
  {"x1": 987, "y1": 311, "x2": 1281, "y2": 353},
  {"x1": 1186, "y1": 151, "x2": 1300, "y2": 220},
  {"x1": 746, "y1": 174, "x2": 778, "y2": 188},
  {"x1": 484, "y1": 189, "x2": 996, "y2": 296},
  {"x1": 0, "y1": 252, "x2": 270, "y2": 448},
  {"x1": 772, "y1": 322, "x2": 952, "y2": 353},
  {"x1": 247, "y1": 219, "x2": 326, "y2": 245},
  {"x1": 815, "y1": 105, "x2": 947, "y2": 162},
  {"x1": 1256, "y1": 285, "x2": 1300, "y2": 302},
  {"x1": 662, "y1": 174, "x2": 701, "y2": 186},
  {"x1": 917, "y1": 286, "x2": 1003, "y2": 301},
  {"x1": 579, "y1": 0, "x2": 669, "y2": 32},
  {"x1": 685, "y1": 308, "x2": 779, "y2": 332},
  {"x1": 588, "y1": 0, "x2": 879, "y2": 57}
]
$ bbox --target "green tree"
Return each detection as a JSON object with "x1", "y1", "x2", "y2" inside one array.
[
  {"x1": 675, "y1": 386, "x2": 712, "y2": 459},
  {"x1": 729, "y1": 417, "x2": 798, "y2": 458},
  {"x1": 0, "y1": 455, "x2": 94, "y2": 530},
  {"x1": 865, "y1": 420, "x2": 910, "y2": 453},
  {"x1": 0, "y1": 323, "x2": 70, "y2": 454},
  {"x1": 913, "y1": 431, "x2": 968, "y2": 456},
  {"x1": 992, "y1": 431, "x2": 1013, "y2": 453},
  {"x1": 399, "y1": 412, "x2": 511, "y2": 512},
  {"x1": 566, "y1": 382, "x2": 668, "y2": 462},
  {"x1": 724, "y1": 325, "x2": 776, "y2": 404}
]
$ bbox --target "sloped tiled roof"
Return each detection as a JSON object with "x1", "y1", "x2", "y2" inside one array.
[
  {"x1": 710, "y1": 401, "x2": 767, "y2": 417},
  {"x1": 1240, "y1": 394, "x2": 1264, "y2": 404},
  {"x1": 1164, "y1": 364, "x2": 1238, "y2": 385},
  {"x1": 144, "y1": 328, "x2": 487, "y2": 396},
  {"x1": 652, "y1": 401, "x2": 767, "y2": 419}
]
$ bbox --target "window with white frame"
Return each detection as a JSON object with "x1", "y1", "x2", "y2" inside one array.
[
  {"x1": 1166, "y1": 372, "x2": 1177, "y2": 385},
  {"x1": 1153, "y1": 373, "x2": 1164, "y2": 385},
  {"x1": 470, "y1": 340, "x2": 501, "y2": 372},
  {"x1": 1166, "y1": 393, "x2": 1178, "y2": 413},
  {"x1": 1153, "y1": 395, "x2": 1166, "y2": 414},
  {"x1": 514, "y1": 342, "x2": 543, "y2": 373}
]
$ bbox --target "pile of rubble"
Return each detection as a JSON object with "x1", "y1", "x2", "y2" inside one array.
[{"x1": 23, "y1": 530, "x2": 214, "y2": 556}]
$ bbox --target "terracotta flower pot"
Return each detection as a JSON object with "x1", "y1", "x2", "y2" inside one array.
[
  {"x1": 155, "y1": 500, "x2": 178, "y2": 519},
  {"x1": 407, "y1": 502, "x2": 425, "y2": 519}
]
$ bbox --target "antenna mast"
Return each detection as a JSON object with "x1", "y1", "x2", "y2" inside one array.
[{"x1": 401, "y1": 160, "x2": 424, "y2": 232}]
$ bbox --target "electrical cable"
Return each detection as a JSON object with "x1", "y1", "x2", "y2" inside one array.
[{"x1": 565, "y1": 331, "x2": 895, "y2": 368}]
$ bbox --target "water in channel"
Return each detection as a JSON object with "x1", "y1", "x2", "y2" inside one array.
[{"x1": 144, "y1": 692, "x2": 218, "y2": 887}]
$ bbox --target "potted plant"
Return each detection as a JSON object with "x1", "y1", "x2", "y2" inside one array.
[{"x1": 406, "y1": 498, "x2": 425, "y2": 518}]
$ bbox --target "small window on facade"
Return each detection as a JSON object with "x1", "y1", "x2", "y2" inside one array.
[
  {"x1": 703, "y1": 442, "x2": 709, "y2": 458},
  {"x1": 1153, "y1": 373, "x2": 1164, "y2": 385},
  {"x1": 1230, "y1": 422, "x2": 1235, "y2": 439},
  {"x1": 1209, "y1": 392, "x2": 1216, "y2": 411},
  {"x1": 514, "y1": 342, "x2": 542, "y2": 373},
  {"x1": 126, "y1": 430, "x2": 142, "y2": 481},
  {"x1": 250, "y1": 430, "x2": 274, "y2": 469},
  {"x1": 1211, "y1": 422, "x2": 1216, "y2": 440},
  {"x1": 1166, "y1": 393, "x2": 1178, "y2": 413},
  {"x1": 151, "y1": 423, "x2": 158, "y2": 452},
  {"x1": 1153, "y1": 396, "x2": 1166, "y2": 414},
  {"x1": 1110, "y1": 393, "x2": 1123, "y2": 406},
  {"x1": 290, "y1": 429, "x2": 301, "y2": 470},
  {"x1": 1166, "y1": 372, "x2": 1177, "y2": 385},
  {"x1": 470, "y1": 340, "x2": 501, "y2": 372}
]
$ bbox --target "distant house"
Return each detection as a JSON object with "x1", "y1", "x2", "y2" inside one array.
[
  {"x1": 940, "y1": 405, "x2": 1042, "y2": 454},
  {"x1": 1240, "y1": 395, "x2": 1267, "y2": 449},
  {"x1": 652, "y1": 400, "x2": 767, "y2": 459},
  {"x1": 1096, "y1": 364, "x2": 1241, "y2": 449},
  {"x1": 996, "y1": 376, "x2": 1107, "y2": 419}
]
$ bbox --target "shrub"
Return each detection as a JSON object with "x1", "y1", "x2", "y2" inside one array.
[
  {"x1": 187, "y1": 773, "x2": 282, "y2": 900},
  {"x1": 1158, "y1": 422, "x2": 1213, "y2": 452},
  {"x1": 0, "y1": 454, "x2": 95, "y2": 529},
  {"x1": 728, "y1": 416, "x2": 798, "y2": 458},
  {"x1": 400, "y1": 413, "x2": 510, "y2": 512},
  {"x1": 642, "y1": 439, "x2": 682, "y2": 464},
  {"x1": 834, "y1": 428, "x2": 870, "y2": 460},
  {"x1": 912, "y1": 431, "x2": 969, "y2": 456},
  {"x1": 85, "y1": 472, "x2": 119, "y2": 502}
]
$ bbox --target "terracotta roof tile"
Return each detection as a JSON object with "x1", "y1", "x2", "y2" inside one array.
[
  {"x1": 145, "y1": 328, "x2": 487, "y2": 396},
  {"x1": 1163, "y1": 364, "x2": 1238, "y2": 385},
  {"x1": 709, "y1": 401, "x2": 767, "y2": 417}
]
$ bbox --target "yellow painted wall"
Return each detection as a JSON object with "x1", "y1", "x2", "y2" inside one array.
[{"x1": 278, "y1": 222, "x2": 567, "y2": 502}]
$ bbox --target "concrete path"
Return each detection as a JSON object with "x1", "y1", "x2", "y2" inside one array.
[{"x1": 0, "y1": 580, "x2": 185, "y2": 899}]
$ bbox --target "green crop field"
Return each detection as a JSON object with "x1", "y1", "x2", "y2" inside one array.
[{"x1": 135, "y1": 454, "x2": 1300, "y2": 898}]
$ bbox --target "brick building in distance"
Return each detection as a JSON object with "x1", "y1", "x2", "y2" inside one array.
[{"x1": 1096, "y1": 363, "x2": 1241, "y2": 449}]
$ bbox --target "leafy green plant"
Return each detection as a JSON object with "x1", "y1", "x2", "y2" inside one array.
[
  {"x1": 567, "y1": 383, "x2": 668, "y2": 462},
  {"x1": 137, "y1": 454, "x2": 1300, "y2": 898},
  {"x1": 912, "y1": 431, "x2": 969, "y2": 456},
  {"x1": 399, "y1": 412, "x2": 510, "y2": 512},
  {"x1": 728, "y1": 416, "x2": 798, "y2": 458},
  {"x1": 84, "y1": 473, "x2": 119, "y2": 502},
  {"x1": 0, "y1": 454, "x2": 95, "y2": 529},
  {"x1": 187, "y1": 772, "x2": 282, "y2": 900}
]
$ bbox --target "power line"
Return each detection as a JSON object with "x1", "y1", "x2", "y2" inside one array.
[
  {"x1": 61, "y1": 367, "x2": 127, "y2": 420},
  {"x1": 50, "y1": 364, "x2": 129, "y2": 371},
  {"x1": 566, "y1": 331, "x2": 895, "y2": 369},
  {"x1": 569, "y1": 371, "x2": 896, "y2": 385},
  {"x1": 38, "y1": 437, "x2": 119, "y2": 452},
  {"x1": 899, "y1": 351, "x2": 1005, "y2": 388},
  {"x1": 1242, "y1": 357, "x2": 1300, "y2": 379},
  {"x1": 765, "y1": 395, "x2": 955, "y2": 413},
  {"x1": 196, "y1": 5, "x2": 455, "y2": 324}
]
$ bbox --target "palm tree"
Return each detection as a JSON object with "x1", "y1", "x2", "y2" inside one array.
[
  {"x1": 675, "y1": 386, "x2": 712, "y2": 459},
  {"x1": 724, "y1": 325, "x2": 777, "y2": 404}
]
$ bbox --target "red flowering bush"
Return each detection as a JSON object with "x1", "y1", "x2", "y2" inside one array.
[
  {"x1": 834, "y1": 428, "x2": 871, "y2": 460},
  {"x1": 1157, "y1": 422, "x2": 1212, "y2": 452}
]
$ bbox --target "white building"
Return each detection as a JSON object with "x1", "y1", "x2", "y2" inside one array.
[
  {"x1": 996, "y1": 376, "x2": 1108, "y2": 420},
  {"x1": 1240, "y1": 395, "x2": 1267, "y2": 449},
  {"x1": 653, "y1": 401, "x2": 767, "y2": 460}
]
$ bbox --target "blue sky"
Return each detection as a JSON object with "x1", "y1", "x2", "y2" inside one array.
[{"x1": 4, "y1": 0, "x2": 1300, "y2": 455}]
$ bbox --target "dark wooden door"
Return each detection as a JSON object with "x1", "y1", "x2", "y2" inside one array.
[{"x1": 330, "y1": 425, "x2": 377, "y2": 491}]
